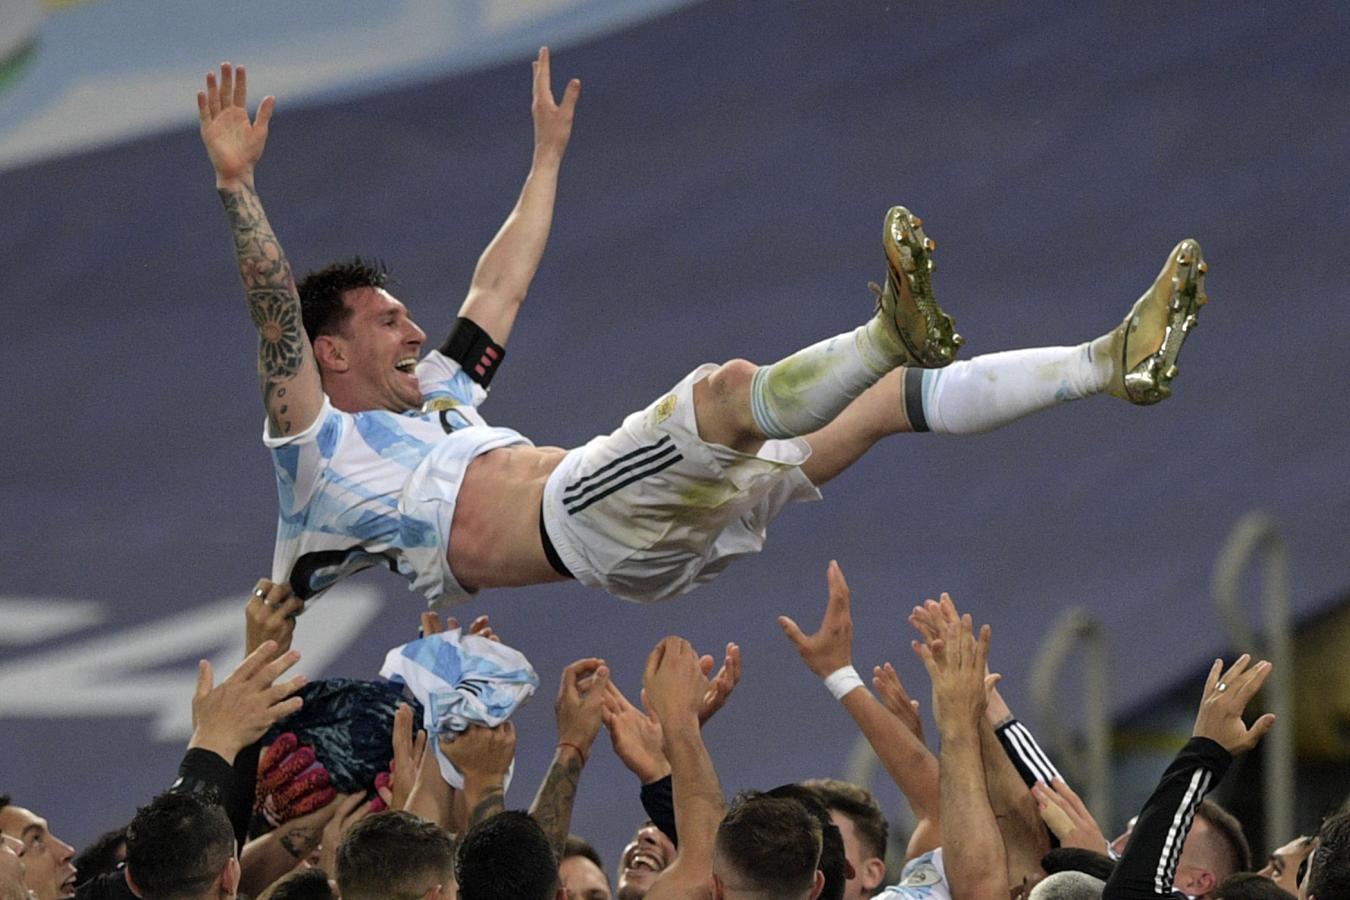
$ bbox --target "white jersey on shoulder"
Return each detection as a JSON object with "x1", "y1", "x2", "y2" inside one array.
[
  {"x1": 872, "y1": 848, "x2": 950, "y2": 900},
  {"x1": 264, "y1": 350, "x2": 529, "y2": 604}
]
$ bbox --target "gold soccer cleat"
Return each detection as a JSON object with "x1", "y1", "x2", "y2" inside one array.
[
  {"x1": 874, "y1": 206, "x2": 963, "y2": 367},
  {"x1": 1107, "y1": 238, "x2": 1209, "y2": 405}
]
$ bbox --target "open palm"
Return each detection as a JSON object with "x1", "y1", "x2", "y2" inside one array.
[{"x1": 197, "y1": 62, "x2": 274, "y2": 183}]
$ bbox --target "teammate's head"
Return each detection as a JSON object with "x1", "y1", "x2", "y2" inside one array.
[
  {"x1": 1303, "y1": 811, "x2": 1350, "y2": 900},
  {"x1": 801, "y1": 779, "x2": 888, "y2": 900},
  {"x1": 0, "y1": 829, "x2": 28, "y2": 900},
  {"x1": 124, "y1": 791, "x2": 237, "y2": 900},
  {"x1": 1175, "y1": 800, "x2": 1251, "y2": 898},
  {"x1": 1258, "y1": 835, "x2": 1312, "y2": 896},
  {"x1": 336, "y1": 811, "x2": 454, "y2": 900},
  {"x1": 763, "y1": 785, "x2": 847, "y2": 900},
  {"x1": 0, "y1": 794, "x2": 77, "y2": 900},
  {"x1": 615, "y1": 822, "x2": 675, "y2": 900},
  {"x1": 713, "y1": 793, "x2": 824, "y2": 900},
  {"x1": 560, "y1": 836, "x2": 611, "y2": 900},
  {"x1": 455, "y1": 811, "x2": 560, "y2": 900},
  {"x1": 297, "y1": 258, "x2": 427, "y2": 413}
]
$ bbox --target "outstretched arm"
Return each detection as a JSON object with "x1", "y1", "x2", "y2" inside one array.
[
  {"x1": 197, "y1": 62, "x2": 323, "y2": 437},
  {"x1": 455, "y1": 47, "x2": 580, "y2": 346}
]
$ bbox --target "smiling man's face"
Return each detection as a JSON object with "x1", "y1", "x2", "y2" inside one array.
[
  {"x1": 615, "y1": 824, "x2": 676, "y2": 900},
  {"x1": 0, "y1": 805, "x2": 76, "y2": 900}
]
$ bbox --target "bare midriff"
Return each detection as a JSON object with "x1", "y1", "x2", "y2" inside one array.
[{"x1": 447, "y1": 444, "x2": 571, "y2": 591}]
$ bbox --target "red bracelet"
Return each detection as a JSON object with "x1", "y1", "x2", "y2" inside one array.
[{"x1": 556, "y1": 741, "x2": 587, "y2": 763}]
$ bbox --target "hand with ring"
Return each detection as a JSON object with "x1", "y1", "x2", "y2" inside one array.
[
  {"x1": 1191, "y1": 654, "x2": 1275, "y2": 756},
  {"x1": 246, "y1": 578, "x2": 306, "y2": 658}
]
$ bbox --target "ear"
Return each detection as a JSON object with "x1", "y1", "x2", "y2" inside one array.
[
  {"x1": 124, "y1": 867, "x2": 144, "y2": 898},
  {"x1": 221, "y1": 856, "x2": 241, "y2": 896},
  {"x1": 313, "y1": 333, "x2": 348, "y2": 373},
  {"x1": 808, "y1": 869, "x2": 826, "y2": 900},
  {"x1": 861, "y1": 856, "x2": 888, "y2": 891}
]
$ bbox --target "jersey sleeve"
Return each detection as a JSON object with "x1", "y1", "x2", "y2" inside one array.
[
  {"x1": 1102, "y1": 737, "x2": 1232, "y2": 900},
  {"x1": 417, "y1": 350, "x2": 489, "y2": 409},
  {"x1": 263, "y1": 395, "x2": 343, "y2": 514}
]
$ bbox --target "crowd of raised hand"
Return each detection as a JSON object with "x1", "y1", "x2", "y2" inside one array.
[{"x1": 3, "y1": 566, "x2": 1346, "y2": 900}]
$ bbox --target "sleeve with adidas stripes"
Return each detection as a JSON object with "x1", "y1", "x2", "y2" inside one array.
[
  {"x1": 994, "y1": 717, "x2": 1063, "y2": 787},
  {"x1": 1101, "y1": 737, "x2": 1232, "y2": 900}
]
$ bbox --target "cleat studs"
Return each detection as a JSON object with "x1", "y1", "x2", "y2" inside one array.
[
  {"x1": 912, "y1": 216, "x2": 923, "y2": 226},
  {"x1": 1197, "y1": 293, "x2": 1209, "y2": 305},
  {"x1": 1198, "y1": 261, "x2": 1208, "y2": 274},
  {"x1": 1163, "y1": 365, "x2": 1178, "y2": 380},
  {"x1": 924, "y1": 238, "x2": 936, "y2": 251}
]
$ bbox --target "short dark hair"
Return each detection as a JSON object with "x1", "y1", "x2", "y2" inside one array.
[
  {"x1": 296, "y1": 257, "x2": 390, "y2": 342},
  {"x1": 716, "y1": 792, "x2": 822, "y2": 898},
  {"x1": 1308, "y1": 811, "x2": 1350, "y2": 900},
  {"x1": 336, "y1": 811, "x2": 454, "y2": 900},
  {"x1": 1040, "y1": 847, "x2": 1116, "y2": 882},
  {"x1": 73, "y1": 826, "x2": 128, "y2": 887},
  {"x1": 1197, "y1": 800, "x2": 1252, "y2": 878},
  {"x1": 767, "y1": 785, "x2": 846, "y2": 900},
  {"x1": 564, "y1": 834, "x2": 605, "y2": 872},
  {"x1": 1214, "y1": 872, "x2": 1296, "y2": 899},
  {"x1": 125, "y1": 792, "x2": 235, "y2": 900},
  {"x1": 0, "y1": 795, "x2": 10, "y2": 812},
  {"x1": 455, "y1": 811, "x2": 558, "y2": 900},
  {"x1": 267, "y1": 867, "x2": 336, "y2": 900},
  {"x1": 801, "y1": 778, "x2": 889, "y2": 861}
]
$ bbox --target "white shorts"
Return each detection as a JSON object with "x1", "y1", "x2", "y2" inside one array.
[{"x1": 542, "y1": 364, "x2": 822, "y2": 603}]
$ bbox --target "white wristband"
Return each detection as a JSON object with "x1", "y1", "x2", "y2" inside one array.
[{"x1": 823, "y1": 665, "x2": 864, "y2": 701}]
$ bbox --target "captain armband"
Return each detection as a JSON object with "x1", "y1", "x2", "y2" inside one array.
[{"x1": 441, "y1": 317, "x2": 505, "y2": 388}]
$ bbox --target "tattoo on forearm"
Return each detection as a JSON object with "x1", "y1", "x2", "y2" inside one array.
[
  {"x1": 531, "y1": 754, "x2": 582, "y2": 860},
  {"x1": 279, "y1": 826, "x2": 320, "y2": 860},
  {"x1": 468, "y1": 785, "x2": 505, "y2": 829},
  {"x1": 218, "y1": 184, "x2": 305, "y2": 433}
]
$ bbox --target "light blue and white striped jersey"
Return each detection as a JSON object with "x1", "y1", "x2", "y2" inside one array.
[
  {"x1": 872, "y1": 848, "x2": 951, "y2": 900},
  {"x1": 264, "y1": 350, "x2": 530, "y2": 605}
]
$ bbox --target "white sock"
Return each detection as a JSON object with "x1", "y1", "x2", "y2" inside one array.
[
  {"x1": 907, "y1": 344, "x2": 1111, "y2": 435},
  {"x1": 751, "y1": 322, "x2": 903, "y2": 439}
]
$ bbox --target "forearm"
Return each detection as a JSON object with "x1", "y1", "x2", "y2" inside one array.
[
  {"x1": 216, "y1": 179, "x2": 320, "y2": 435},
  {"x1": 239, "y1": 824, "x2": 317, "y2": 897},
  {"x1": 939, "y1": 727, "x2": 1008, "y2": 900},
  {"x1": 404, "y1": 749, "x2": 455, "y2": 830},
  {"x1": 979, "y1": 720, "x2": 1048, "y2": 886},
  {"x1": 461, "y1": 774, "x2": 507, "y2": 830},
  {"x1": 661, "y1": 720, "x2": 724, "y2": 879},
  {"x1": 528, "y1": 744, "x2": 584, "y2": 860},
  {"x1": 840, "y1": 687, "x2": 940, "y2": 820},
  {"x1": 459, "y1": 154, "x2": 563, "y2": 342}
]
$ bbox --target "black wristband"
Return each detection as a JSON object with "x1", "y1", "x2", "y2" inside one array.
[{"x1": 440, "y1": 317, "x2": 505, "y2": 388}]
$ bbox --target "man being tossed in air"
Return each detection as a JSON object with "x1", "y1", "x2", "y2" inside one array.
[{"x1": 196, "y1": 52, "x2": 1208, "y2": 608}]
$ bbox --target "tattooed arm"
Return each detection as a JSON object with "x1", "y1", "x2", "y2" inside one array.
[
  {"x1": 529, "y1": 658, "x2": 609, "y2": 858},
  {"x1": 197, "y1": 62, "x2": 324, "y2": 437},
  {"x1": 456, "y1": 47, "x2": 580, "y2": 347}
]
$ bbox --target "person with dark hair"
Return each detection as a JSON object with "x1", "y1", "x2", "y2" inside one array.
[
  {"x1": 1102, "y1": 656, "x2": 1274, "y2": 900},
  {"x1": 123, "y1": 792, "x2": 237, "y2": 900},
  {"x1": 560, "y1": 836, "x2": 611, "y2": 900},
  {"x1": 334, "y1": 811, "x2": 454, "y2": 900},
  {"x1": 801, "y1": 779, "x2": 888, "y2": 900},
  {"x1": 1257, "y1": 836, "x2": 1312, "y2": 897},
  {"x1": 0, "y1": 830, "x2": 31, "y2": 900},
  {"x1": 713, "y1": 794, "x2": 823, "y2": 900},
  {"x1": 72, "y1": 831, "x2": 126, "y2": 890},
  {"x1": 1302, "y1": 810, "x2": 1350, "y2": 900},
  {"x1": 612, "y1": 823, "x2": 676, "y2": 900},
  {"x1": 257, "y1": 867, "x2": 333, "y2": 900},
  {"x1": 455, "y1": 811, "x2": 561, "y2": 900},
  {"x1": 1213, "y1": 873, "x2": 1294, "y2": 900},
  {"x1": 196, "y1": 53, "x2": 1208, "y2": 614},
  {"x1": 0, "y1": 793, "x2": 76, "y2": 900},
  {"x1": 762, "y1": 786, "x2": 846, "y2": 900},
  {"x1": 1041, "y1": 848, "x2": 1117, "y2": 884}
]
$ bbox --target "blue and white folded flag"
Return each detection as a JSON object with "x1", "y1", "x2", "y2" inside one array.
[{"x1": 380, "y1": 628, "x2": 538, "y2": 789}]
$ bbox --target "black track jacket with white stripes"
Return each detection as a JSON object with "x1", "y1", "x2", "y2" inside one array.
[{"x1": 1103, "y1": 737, "x2": 1233, "y2": 900}]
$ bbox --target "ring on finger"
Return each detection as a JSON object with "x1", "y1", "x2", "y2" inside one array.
[
  {"x1": 1216, "y1": 682, "x2": 1228, "y2": 693},
  {"x1": 253, "y1": 587, "x2": 267, "y2": 599}
]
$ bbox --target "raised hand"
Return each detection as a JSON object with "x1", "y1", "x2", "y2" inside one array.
[
  {"x1": 555, "y1": 657, "x2": 610, "y2": 760},
  {"x1": 913, "y1": 615, "x2": 996, "y2": 734},
  {"x1": 872, "y1": 661, "x2": 926, "y2": 743},
  {"x1": 1031, "y1": 778, "x2": 1108, "y2": 852},
  {"x1": 441, "y1": 722, "x2": 517, "y2": 785},
  {"x1": 246, "y1": 579, "x2": 305, "y2": 657},
  {"x1": 643, "y1": 637, "x2": 710, "y2": 732},
  {"x1": 601, "y1": 679, "x2": 670, "y2": 784},
  {"x1": 196, "y1": 62, "x2": 274, "y2": 185},
  {"x1": 379, "y1": 702, "x2": 427, "y2": 811},
  {"x1": 189, "y1": 640, "x2": 305, "y2": 763},
  {"x1": 1192, "y1": 654, "x2": 1276, "y2": 755},
  {"x1": 316, "y1": 792, "x2": 374, "y2": 879},
  {"x1": 698, "y1": 642, "x2": 741, "y2": 725},
  {"x1": 778, "y1": 560, "x2": 855, "y2": 679},
  {"x1": 531, "y1": 46, "x2": 580, "y2": 162}
]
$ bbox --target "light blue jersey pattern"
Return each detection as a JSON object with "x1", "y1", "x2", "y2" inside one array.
[
  {"x1": 872, "y1": 848, "x2": 951, "y2": 900},
  {"x1": 264, "y1": 350, "x2": 530, "y2": 604}
]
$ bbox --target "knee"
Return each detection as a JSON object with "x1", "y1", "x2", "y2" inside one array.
[{"x1": 706, "y1": 358, "x2": 757, "y2": 401}]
